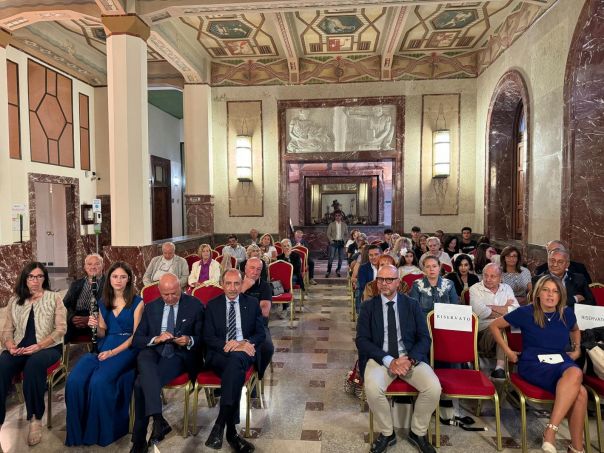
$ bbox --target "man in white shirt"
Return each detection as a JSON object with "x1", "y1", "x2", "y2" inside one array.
[
  {"x1": 223, "y1": 235, "x2": 247, "y2": 265},
  {"x1": 325, "y1": 211, "x2": 349, "y2": 277},
  {"x1": 419, "y1": 237, "x2": 452, "y2": 269},
  {"x1": 469, "y1": 263, "x2": 519, "y2": 379}
]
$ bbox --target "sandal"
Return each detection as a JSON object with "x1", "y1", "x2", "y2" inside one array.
[
  {"x1": 27, "y1": 419, "x2": 42, "y2": 446},
  {"x1": 567, "y1": 445, "x2": 585, "y2": 453},
  {"x1": 542, "y1": 423, "x2": 558, "y2": 453}
]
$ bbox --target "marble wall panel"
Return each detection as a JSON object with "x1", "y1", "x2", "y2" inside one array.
[
  {"x1": 562, "y1": 0, "x2": 604, "y2": 282},
  {"x1": 0, "y1": 242, "x2": 33, "y2": 306},
  {"x1": 98, "y1": 194, "x2": 111, "y2": 248},
  {"x1": 103, "y1": 245, "x2": 157, "y2": 291},
  {"x1": 185, "y1": 194, "x2": 214, "y2": 236}
]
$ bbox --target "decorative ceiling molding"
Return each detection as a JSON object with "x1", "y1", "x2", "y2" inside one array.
[
  {"x1": 0, "y1": 28, "x2": 11, "y2": 48},
  {"x1": 269, "y1": 12, "x2": 299, "y2": 83},
  {"x1": 380, "y1": 6, "x2": 409, "y2": 80},
  {"x1": 148, "y1": 29, "x2": 205, "y2": 83},
  {"x1": 0, "y1": 10, "x2": 99, "y2": 31},
  {"x1": 392, "y1": 51, "x2": 476, "y2": 79},
  {"x1": 101, "y1": 14, "x2": 151, "y2": 40}
]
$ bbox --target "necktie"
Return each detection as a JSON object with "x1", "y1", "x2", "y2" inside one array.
[
  {"x1": 227, "y1": 301, "x2": 237, "y2": 341},
  {"x1": 387, "y1": 301, "x2": 399, "y2": 358},
  {"x1": 161, "y1": 305, "x2": 175, "y2": 358}
]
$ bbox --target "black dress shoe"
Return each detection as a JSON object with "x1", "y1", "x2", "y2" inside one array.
[
  {"x1": 149, "y1": 417, "x2": 172, "y2": 444},
  {"x1": 370, "y1": 432, "x2": 396, "y2": 453},
  {"x1": 205, "y1": 424, "x2": 225, "y2": 450},
  {"x1": 227, "y1": 433, "x2": 255, "y2": 453},
  {"x1": 408, "y1": 431, "x2": 436, "y2": 453},
  {"x1": 129, "y1": 443, "x2": 148, "y2": 453}
]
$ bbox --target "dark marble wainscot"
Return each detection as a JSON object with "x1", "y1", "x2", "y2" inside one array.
[
  {"x1": 185, "y1": 194, "x2": 214, "y2": 236},
  {"x1": 0, "y1": 242, "x2": 33, "y2": 306}
]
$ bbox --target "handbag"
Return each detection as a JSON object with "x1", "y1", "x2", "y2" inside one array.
[
  {"x1": 270, "y1": 280, "x2": 285, "y2": 296},
  {"x1": 586, "y1": 342, "x2": 604, "y2": 380},
  {"x1": 343, "y1": 360, "x2": 363, "y2": 398}
]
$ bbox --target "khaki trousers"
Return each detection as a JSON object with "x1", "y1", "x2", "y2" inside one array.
[
  {"x1": 364, "y1": 359, "x2": 441, "y2": 436},
  {"x1": 478, "y1": 328, "x2": 505, "y2": 361}
]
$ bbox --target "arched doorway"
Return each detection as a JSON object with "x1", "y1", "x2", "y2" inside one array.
[
  {"x1": 562, "y1": 0, "x2": 604, "y2": 281},
  {"x1": 484, "y1": 70, "x2": 530, "y2": 251}
]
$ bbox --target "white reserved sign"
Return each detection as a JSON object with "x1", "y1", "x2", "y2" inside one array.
[
  {"x1": 575, "y1": 304, "x2": 604, "y2": 330},
  {"x1": 434, "y1": 303, "x2": 473, "y2": 332}
]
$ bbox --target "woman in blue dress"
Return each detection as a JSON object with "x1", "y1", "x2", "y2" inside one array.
[
  {"x1": 489, "y1": 275, "x2": 587, "y2": 453},
  {"x1": 65, "y1": 261, "x2": 144, "y2": 446},
  {"x1": 408, "y1": 256, "x2": 458, "y2": 314}
]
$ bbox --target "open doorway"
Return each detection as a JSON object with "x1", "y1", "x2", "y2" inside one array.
[{"x1": 151, "y1": 155, "x2": 173, "y2": 241}]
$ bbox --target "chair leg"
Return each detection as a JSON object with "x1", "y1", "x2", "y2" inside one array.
[
  {"x1": 245, "y1": 380, "x2": 252, "y2": 437},
  {"x1": 161, "y1": 389, "x2": 167, "y2": 405},
  {"x1": 435, "y1": 402, "x2": 441, "y2": 448},
  {"x1": 129, "y1": 395, "x2": 135, "y2": 434},
  {"x1": 290, "y1": 299, "x2": 295, "y2": 323},
  {"x1": 182, "y1": 384, "x2": 190, "y2": 438},
  {"x1": 476, "y1": 400, "x2": 482, "y2": 417},
  {"x1": 519, "y1": 393, "x2": 527, "y2": 453},
  {"x1": 15, "y1": 382, "x2": 24, "y2": 404},
  {"x1": 63, "y1": 343, "x2": 71, "y2": 369},
  {"x1": 270, "y1": 361, "x2": 274, "y2": 374},
  {"x1": 584, "y1": 411, "x2": 591, "y2": 453},
  {"x1": 47, "y1": 380, "x2": 53, "y2": 429},
  {"x1": 192, "y1": 386, "x2": 200, "y2": 435},
  {"x1": 592, "y1": 390, "x2": 603, "y2": 453},
  {"x1": 369, "y1": 409, "x2": 374, "y2": 445},
  {"x1": 493, "y1": 393, "x2": 502, "y2": 451}
]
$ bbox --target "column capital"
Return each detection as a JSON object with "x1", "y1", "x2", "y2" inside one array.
[
  {"x1": 102, "y1": 14, "x2": 150, "y2": 41},
  {"x1": 0, "y1": 28, "x2": 11, "y2": 48}
]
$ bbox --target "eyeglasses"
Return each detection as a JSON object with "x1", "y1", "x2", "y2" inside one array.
[
  {"x1": 27, "y1": 274, "x2": 45, "y2": 281},
  {"x1": 376, "y1": 277, "x2": 398, "y2": 284}
]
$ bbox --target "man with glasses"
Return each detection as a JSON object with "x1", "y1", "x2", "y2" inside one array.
[
  {"x1": 532, "y1": 248, "x2": 594, "y2": 308},
  {"x1": 534, "y1": 240, "x2": 592, "y2": 284},
  {"x1": 63, "y1": 254, "x2": 105, "y2": 342},
  {"x1": 357, "y1": 265, "x2": 440, "y2": 453}
]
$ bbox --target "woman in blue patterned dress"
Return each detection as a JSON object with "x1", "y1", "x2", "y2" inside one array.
[
  {"x1": 408, "y1": 256, "x2": 459, "y2": 314},
  {"x1": 65, "y1": 261, "x2": 143, "y2": 446}
]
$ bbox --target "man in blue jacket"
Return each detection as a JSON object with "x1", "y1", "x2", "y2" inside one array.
[{"x1": 356, "y1": 265, "x2": 440, "y2": 453}]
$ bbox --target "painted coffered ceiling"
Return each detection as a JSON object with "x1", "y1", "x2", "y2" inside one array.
[{"x1": 0, "y1": 0, "x2": 558, "y2": 86}]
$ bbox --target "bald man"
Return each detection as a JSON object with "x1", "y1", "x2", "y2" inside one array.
[{"x1": 130, "y1": 274, "x2": 204, "y2": 453}]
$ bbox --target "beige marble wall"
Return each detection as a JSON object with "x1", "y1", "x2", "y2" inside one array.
[
  {"x1": 211, "y1": 79, "x2": 477, "y2": 235},
  {"x1": 475, "y1": 0, "x2": 586, "y2": 244}
]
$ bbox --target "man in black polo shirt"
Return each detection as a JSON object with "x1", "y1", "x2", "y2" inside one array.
[
  {"x1": 459, "y1": 227, "x2": 477, "y2": 254},
  {"x1": 240, "y1": 258, "x2": 274, "y2": 380}
]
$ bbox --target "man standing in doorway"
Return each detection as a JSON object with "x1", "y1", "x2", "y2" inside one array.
[{"x1": 325, "y1": 211, "x2": 348, "y2": 278}]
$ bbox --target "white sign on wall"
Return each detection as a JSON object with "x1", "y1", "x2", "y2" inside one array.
[
  {"x1": 575, "y1": 304, "x2": 604, "y2": 331},
  {"x1": 434, "y1": 303, "x2": 472, "y2": 332},
  {"x1": 92, "y1": 198, "x2": 102, "y2": 213}
]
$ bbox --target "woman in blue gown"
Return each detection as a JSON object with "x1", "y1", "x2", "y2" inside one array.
[
  {"x1": 65, "y1": 261, "x2": 144, "y2": 446},
  {"x1": 489, "y1": 275, "x2": 587, "y2": 453}
]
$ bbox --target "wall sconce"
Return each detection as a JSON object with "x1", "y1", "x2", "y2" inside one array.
[
  {"x1": 432, "y1": 105, "x2": 451, "y2": 178},
  {"x1": 236, "y1": 120, "x2": 253, "y2": 182}
]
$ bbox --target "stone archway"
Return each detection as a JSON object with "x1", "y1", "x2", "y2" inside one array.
[
  {"x1": 484, "y1": 70, "x2": 531, "y2": 250},
  {"x1": 561, "y1": 0, "x2": 604, "y2": 282}
]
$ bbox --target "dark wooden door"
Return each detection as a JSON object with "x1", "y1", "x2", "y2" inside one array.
[{"x1": 151, "y1": 155, "x2": 172, "y2": 241}]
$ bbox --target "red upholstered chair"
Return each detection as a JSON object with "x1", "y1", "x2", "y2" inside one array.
[
  {"x1": 583, "y1": 374, "x2": 604, "y2": 452},
  {"x1": 441, "y1": 263, "x2": 453, "y2": 273},
  {"x1": 428, "y1": 312, "x2": 502, "y2": 450},
  {"x1": 292, "y1": 245, "x2": 310, "y2": 287},
  {"x1": 214, "y1": 244, "x2": 225, "y2": 255},
  {"x1": 402, "y1": 273, "x2": 423, "y2": 294},
  {"x1": 14, "y1": 358, "x2": 66, "y2": 429},
  {"x1": 191, "y1": 283, "x2": 224, "y2": 307},
  {"x1": 268, "y1": 260, "x2": 295, "y2": 322},
  {"x1": 589, "y1": 283, "x2": 604, "y2": 306},
  {"x1": 274, "y1": 242, "x2": 283, "y2": 256},
  {"x1": 185, "y1": 254, "x2": 200, "y2": 272},
  {"x1": 211, "y1": 250, "x2": 220, "y2": 260},
  {"x1": 291, "y1": 248, "x2": 307, "y2": 308},
  {"x1": 216, "y1": 254, "x2": 237, "y2": 269},
  {"x1": 162, "y1": 372, "x2": 193, "y2": 437},
  {"x1": 191, "y1": 366, "x2": 259, "y2": 436},
  {"x1": 63, "y1": 333, "x2": 93, "y2": 369},
  {"x1": 141, "y1": 282, "x2": 161, "y2": 304},
  {"x1": 460, "y1": 288, "x2": 470, "y2": 305},
  {"x1": 503, "y1": 328, "x2": 591, "y2": 452}
]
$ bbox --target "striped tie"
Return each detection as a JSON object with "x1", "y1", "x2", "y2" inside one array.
[{"x1": 227, "y1": 301, "x2": 237, "y2": 341}]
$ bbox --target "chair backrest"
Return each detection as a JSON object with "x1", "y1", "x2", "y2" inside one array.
[
  {"x1": 268, "y1": 260, "x2": 293, "y2": 291},
  {"x1": 216, "y1": 254, "x2": 237, "y2": 268},
  {"x1": 590, "y1": 283, "x2": 604, "y2": 307},
  {"x1": 503, "y1": 328, "x2": 524, "y2": 375},
  {"x1": 192, "y1": 283, "x2": 224, "y2": 306},
  {"x1": 215, "y1": 244, "x2": 225, "y2": 255},
  {"x1": 211, "y1": 250, "x2": 220, "y2": 260},
  {"x1": 291, "y1": 248, "x2": 307, "y2": 274},
  {"x1": 460, "y1": 288, "x2": 470, "y2": 305},
  {"x1": 185, "y1": 254, "x2": 200, "y2": 272},
  {"x1": 441, "y1": 263, "x2": 453, "y2": 273},
  {"x1": 402, "y1": 273, "x2": 423, "y2": 289},
  {"x1": 141, "y1": 282, "x2": 161, "y2": 304},
  {"x1": 427, "y1": 311, "x2": 479, "y2": 368},
  {"x1": 274, "y1": 243, "x2": 283, "y2": 255}
]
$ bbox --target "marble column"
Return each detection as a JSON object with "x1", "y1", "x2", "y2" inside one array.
[
  {"x1": 0, "y1": 30, "x2": 13, "y2": 245},
  {"x1": 102, "y1": 15, "x2": 151, "y2": 246},
  {"x1": 183, "y1": 83, "x2": 214, "y2": 235}
]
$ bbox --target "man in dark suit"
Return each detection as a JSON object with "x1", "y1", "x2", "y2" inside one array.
[
  {"x1": 356, "y1": 265, "x2": 440, "y2": 453},
  {"x1": 62, "y1": 253, "x2": 105, "y2": 342},
  {"x1": 204, "y1": 268, "x2": 265, "y2": 453},
  {"x1": 130, "y1": 273, "x2": 204, "y2": 453},
  {"x1": 354, "y1": 244, "x2": 382, "y2": 313},
  {"x1": 534, "y1": 240, "x2": 592, "y2": 284},
  {"x1": 532, "y1": 248, "x2": 594, "y2": 308}
]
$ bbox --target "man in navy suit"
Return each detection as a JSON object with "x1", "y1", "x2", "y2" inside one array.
[
  {"x1": 354, "y1": 244, "x2": 382, "y2": 313},
  {"x1": 356, "y1": 265, "x2": 440, "y2": 453},
  {"x1": 130, "y1": 274, "x2": 204, "y2": 453},
  {"x1": 204, "y1": 269, "x2": 265, "y2": 453}
]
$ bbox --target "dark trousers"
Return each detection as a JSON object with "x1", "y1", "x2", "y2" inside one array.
[
  {"x1": 257, "y1": 325, "x2": 274, "y2": 380},
  {"x1": 327, "y1": 241, "x2": 345, "y2": 273},
  {"x1": 308, "y1": 257, "x2": 315, "y2": 279},
  {"x1": 207, "y1": 351, "x2": 255, "y2": 410},
  {"x1": 131, "y1": 348, "x2": 185, "y2": 445},
  {"x1": 0, "y1": 346, "x2": 61, "y2": 424}
]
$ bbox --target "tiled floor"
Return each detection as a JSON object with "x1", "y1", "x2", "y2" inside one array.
[{"x1": 0, "y1": 267, "x2": 601, "y2": 452}]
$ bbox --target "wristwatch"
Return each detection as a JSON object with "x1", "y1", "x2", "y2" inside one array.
[{"x1": 409, "y1": 358, "x2": 419, "y2": 368}]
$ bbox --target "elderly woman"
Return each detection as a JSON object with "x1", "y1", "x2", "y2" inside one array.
[
  {"x1": 444, "y1": 253, "x2": 480, "y2": 296},
  {"x1": 500, "y1": 246, "x2": 532, "y2": 305},
  {"x1": 188, "y1": 243, "x2": 221, "y2": 289},
  {"x1": 259, "y1": 233, "x2": 278, "y2": 262},
  {"x1": 409, "y1": 256, "x2": 458, "y2": 314},
  {"x1": 239, "y1": 244, "x2": 268, "y2": 281},
  {"x1": 490, "y1": 276, "x2": 587, "y2": 453},
  {"x1": 0, "y1": 262, "x2": 66, "y2": 446},
  {"x1": 419, "y1": 236, "x2": 453, "y2": 270}
]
